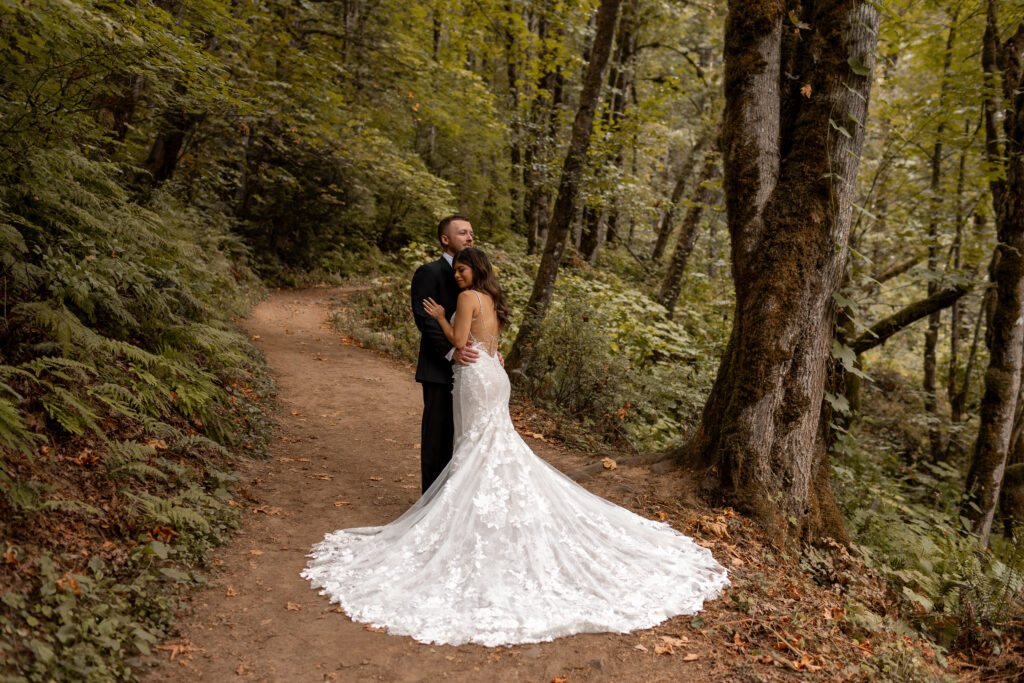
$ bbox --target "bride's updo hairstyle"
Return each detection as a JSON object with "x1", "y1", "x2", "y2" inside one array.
[{"x1": 453, "y1": 247, "x2": 511, "y2": 330}]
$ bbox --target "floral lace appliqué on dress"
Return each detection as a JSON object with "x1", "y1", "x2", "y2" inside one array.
[{"x1": 300, "y1": 307, "x2": 730, "y2": 646}]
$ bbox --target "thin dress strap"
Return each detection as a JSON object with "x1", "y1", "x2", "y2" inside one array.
[{"x1": 468, "y1": 289, "x2": 499, "y2": 356}]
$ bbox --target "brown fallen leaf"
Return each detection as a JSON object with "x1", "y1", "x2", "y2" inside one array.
[
  {"x1": 657, "y1": 511, "x2": 668, "y2": 521},
  {"x1": 226, "y1": 586, "x2": 238, "y2": 597},
  {"x1": 364, "y1": 624, "x2": 386, "y2": 633},
  {"x1": 291, "y1": 410, "x2": 302, "y2": 416},
  {"x1": 551, "y1": 677, "x2": 568, "y2": 683},
  {"x1": 369, "y1": 476, "x2": 383, "y2": 481},
  {"x1": 155, "y1": 641, "x2": 196, "y2": 662},
  {"x1": 682, "y1": 653, "x2": 700, "y2": 662},
  {"x1": 66, "y1": 449, "x2": 100, "y2": 466},
  {"x1": 312, "y1": 473, "x2": 333, "y2": 480},
  {"x1": 285, "y1": 602, "x2": 302, "y2": 611},
  {"x1": 601, "y1": 456, "x2": 617, "y2": 470},
  {"x1": 795, "y1": 655, "x2": 821, "y2": 671},
  {"x1": 633, "y1": 643, "x2": 648, "y2": 652},
  {"x1": 252, "y1": 505, "x2": 283, "y2": 515},
  {"x1": 654, "y1": 644, "x2": 672, "y2": 655},
  {"x1": 700, "y1": 519, "x2": 730, "y2": 539},
  {"x1": 236, "y1": 662, "x2": 254, "y2": 675},
  {"x1": 249, "y1": 550, "x2": 263, "y2": 556},
  {"x1": 145, "y1": 438, "x2": 169, "y2": 450},
  {"x1": 334, "y1": 501, "x2": 353, "y2": 507}
]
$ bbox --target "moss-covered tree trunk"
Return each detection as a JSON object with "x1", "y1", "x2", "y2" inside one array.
[
  {"x1": 506, "y1": 0, "x2": 623, "y2": 375},
  {"x1": 673, "y1": 0, "x2": 880, "y2": 547},
  {"x1": 964, "y1": 0, "x2": 1024, "y2": 546}
]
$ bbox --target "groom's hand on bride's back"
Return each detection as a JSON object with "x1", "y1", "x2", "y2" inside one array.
[{"x1": 453, "y1": 345, "x2": 479, "y2": 366}]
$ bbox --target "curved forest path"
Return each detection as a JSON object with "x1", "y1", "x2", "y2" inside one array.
[{"x1": 141, "y1": 287, "x2": 741, "y2": 683}]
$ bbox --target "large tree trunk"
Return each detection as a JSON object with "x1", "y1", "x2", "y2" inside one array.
[
  {"x1": 658, "y1": 147, "x2": 719, "y2": 316},
  {"x1": 506, "y1": 0, "x2": 623, "y2": 375},
  {"x1": 673, "y1": 0, "x2": 880, "y2": 548},
  {"x1": 964, "y1": 1, "x2": 1024, "y2": 546}
]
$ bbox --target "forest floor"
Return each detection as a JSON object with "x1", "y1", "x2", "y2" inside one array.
[{"x1": 138, "y1": 287, "x2": 958, "y2": 683}]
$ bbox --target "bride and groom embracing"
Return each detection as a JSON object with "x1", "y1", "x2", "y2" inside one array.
[{"x1": 300, "y1": 215, "x2": 729, "y2": 647}]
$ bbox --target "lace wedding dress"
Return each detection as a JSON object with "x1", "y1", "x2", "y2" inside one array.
[{"x1": 301, "y1": 295, "x2": 730, "y2": 646}]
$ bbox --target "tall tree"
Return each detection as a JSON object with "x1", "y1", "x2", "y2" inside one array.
[
  {"x1": 506, "y1": 0, "x2": 623, "y2": 374},
  {"x1": 923, "y1": 10, "x2": 959, "y2": 461},
  {"x1": 673, "y1": 0, "x2": 880, "y2": 546},
  {"x1": 964, "y1": 0, "x2": 1024, "y2": 546}
]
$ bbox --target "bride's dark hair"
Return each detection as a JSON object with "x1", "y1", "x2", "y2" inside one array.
[{"x1": 453, "y1": 247, "x2": 511, "y2": 330}]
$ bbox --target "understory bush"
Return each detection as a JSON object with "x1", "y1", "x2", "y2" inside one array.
[{"x1": 834, "y1": 420, "x2": 1024, "y2": 650}]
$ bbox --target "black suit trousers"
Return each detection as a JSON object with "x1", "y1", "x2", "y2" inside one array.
[{"x1": 420, "y1": 381, "x2": 454, "y2": 493}]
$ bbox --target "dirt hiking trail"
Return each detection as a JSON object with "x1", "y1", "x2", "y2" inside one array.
[{"x1": 141, "y1": 287, "x2": 740, "y2": 683}]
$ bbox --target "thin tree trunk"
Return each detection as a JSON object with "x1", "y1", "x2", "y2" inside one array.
[
  {"x1": 658, "y1": 147, "x2": 719, "y2": 316},
  {"x1": 945, "y1": 120, "x2": 970, "y2": 458},
  {"x1": 143, "y1": 110, "x2": 203, "y2": 184},
  {"x1": 505, "y1": 7, "x2": 524, "y2": 234},
  {"x1": 524, "y1": 14, "x2": 562, "y2": 256},
  {"x1": 674, "y1": 0, "x2": 880, "y2": 547},
  {"x1": 651, "y1": 133, "x2": 711, "y2": 262},
  {"x1": 506, "y1": 0, "x2": 623, "y2": 375},
  {"x1": 964, "y1": 1, "x2": 1024, "y2": 546},
  {"x1": 924, "y1": 13, "x2": 958, "y2": 460},
  {"x1": 582, "y1": 0, "x2": 640, "y2": 264}
]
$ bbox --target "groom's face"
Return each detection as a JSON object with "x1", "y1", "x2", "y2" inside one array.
[{"x1": 442, "y1": 220, "x2": 474, "y2": 254}]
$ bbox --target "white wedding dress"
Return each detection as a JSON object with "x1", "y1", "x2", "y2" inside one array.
[{"x1": 301, "y1": 295, "x2": 729, "y2": 646}]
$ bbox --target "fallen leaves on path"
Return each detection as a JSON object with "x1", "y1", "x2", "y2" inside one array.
[
  {"x1": 285, "y1": 602, "x2": 302, "y2": 611},
  {"x1": 252, "y1": 505, "x2": 282, "y2": 515},
  {"x1": 311, "y1": 473, "x2": 333, "y2": 480},
  {"x1": 225, "y1": 586, "x2": 238, "y2": 597},
  {"x1": 333, "y1": 501, "x2": 353, "y2": 507},
  {"x1": 601, "y1": 457, "x2": 617, "y2": 470}
]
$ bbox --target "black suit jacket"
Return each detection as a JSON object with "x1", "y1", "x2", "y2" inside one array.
[{"x1": 411, "y1": 257, "x2": 460, "y2": 384}]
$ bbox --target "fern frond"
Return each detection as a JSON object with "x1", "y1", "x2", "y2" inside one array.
[{"x1": 13, "y1": 301, "x2": 102, "y2": 350}]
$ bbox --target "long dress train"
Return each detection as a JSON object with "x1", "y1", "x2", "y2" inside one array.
[{"x1": 300, "y1": 322, "x2": 730, "y2": 647}]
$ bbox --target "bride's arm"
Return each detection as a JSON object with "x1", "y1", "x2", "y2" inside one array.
[{"x1": 422, "y1": 291, "x2": 477, "y2": 349}]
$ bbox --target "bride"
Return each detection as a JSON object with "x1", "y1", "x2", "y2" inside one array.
[{"x1": 300, "y1": 247, "x2": 729, "y2": 647}]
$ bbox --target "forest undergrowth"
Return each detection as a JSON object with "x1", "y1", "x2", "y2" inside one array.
[{"x1": 0, "y1": 150, "x2": 274, "y2": 681}]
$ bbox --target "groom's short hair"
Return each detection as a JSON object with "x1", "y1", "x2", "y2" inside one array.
[{"x1": 437, "y1": 214, "x2": 471, "y2": 243}]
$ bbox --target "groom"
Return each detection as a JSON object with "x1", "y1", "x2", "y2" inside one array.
[{"x1": 410, "y1": 214, "x2": 478, "y2": 493}]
